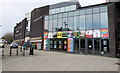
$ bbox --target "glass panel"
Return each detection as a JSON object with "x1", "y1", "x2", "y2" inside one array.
[
  {"x1": 53, "y1": 14, "x2": 57, "y2": 19},
  {"x1": 45, "y1": 16, "x2": 48, "y2": 21},
  {"x1": 80, "y1": 10, "x2": 85, "y2": 15},
  {"x1": 74, "y1": 11, "x2": 79, "y2": 16},
  {"x1": 80, "y1": 15, "x2": 85, "y2": 29},
  {"x1": 100, "y1": 6, "x2": 107, "y2": 12},
  {"x1": 60, "y1": 7, "x2": 65, "y2": 12},
  {"x1": 44, "y1": 20, "x2": 49, "y2": 32},
  {"x1": 93, "y1": 7, "x2": 99, "y2": 13},
  {"x1": 53, "y1": 19, "x2": 58, "y2": 32},
  {"x1": 56, "y1": 8, "x2": 60, "y2": 13},
  {"x1": 49, "y1": 15, "x2": 53, "y2": 20},
  {"x1": 100, "y1": 12, "x2": 108, "y2": 28},
  {"x1": 58, "y1": 18, "x2": 63, "y2": 31},
  {"x1": 49, "y1": 10, "x2": 52, "y2": 14},
  {"x1": 63, "y1": 13, "x2": 67, "y2": 18},
  {"x1": 86, "y1": 15, "x2": 92, "y2": 29},
  {"x1": 86, "y1": 9, "x2": 92, "y2": 14},
  {"x1": 58, "y1": 14, "x2": 62, "y2": 19},
  {"x1": 68, "y1": 17, "x2": 74, "y2": 31},
  {"x1": 74, "y1": 16, "x2": 80, "y2": 30},
  {"x1": 71, "y1": 5, "x2": 76, "y2": 10},
  {"x1": 49, "y1": 20, "x2": 53, "y2": 31},
  {"x1": 93, "y1": 13, "x2": 100, "y2": 29},
  {"x1": 68, "y1": 12, "x2": 74, "y2": 17},
  {"x1": 63, "y1": 18, "x2": 68, "y2": 31},
  {"x1": 66, "y1": 6, "x2": 71, "y2": 11}
]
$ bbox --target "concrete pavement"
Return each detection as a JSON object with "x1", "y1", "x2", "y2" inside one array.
[{"x1": 2, "y1": 49, "x2": 119, "y2": 71}]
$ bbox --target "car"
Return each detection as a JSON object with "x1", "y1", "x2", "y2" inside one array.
[
  {"x1": 0, "y1": 42, "x2": 5, "y2": 48},
  {"x1": 10, "y1": 42, "x2": 18, "y2": 48}
]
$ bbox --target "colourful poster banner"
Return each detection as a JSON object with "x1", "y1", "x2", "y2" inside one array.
[
  {"x1": 67, "y1": 38, "x2": 74, "y2": 52},
  {"x1": 57, "y1": 32, "x2": 62, "y2": 38},
  {"x1": 86, "y1": 30, "x2": 93, "y2": 38},
  {"x1": 43, "y1": 39, "x2": 47, "y2": 50},
  {"x1": 44, "y1": 32, "x2": 48, "y2": 38},
  {"x1": 93, "y1": 29, "x2": 100, "y2": 38},
  {"x1": 80, "y1": 30, "x2": 85, "y2": 37},
  {"x1": 73, "y1": 31, "x2": 80, "y2": 38},
  {"x1": 100, "y1": 29, "x2": 109, "y2": 37},
  {"x1": 62, "y1": 31, "x2": 68, "y2": 38},
  {"x1": 68, "y1": 31, "x2": 73, "y2": 38},
  {"x1": 48, "y1": 32, "x2": 53, "y2": 38}
]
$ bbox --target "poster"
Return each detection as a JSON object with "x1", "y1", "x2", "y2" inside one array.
[
  {"x1": 67, "y1": 38, "x2": 74, "y2": 52},
  {"x1": 93, "y1": 29, "x2": 100, "y2": 38},
  {"x1": 53, "y1": 32, "x2": 57, "y2": 38},
  {"x1": 57, "y1": 32, "x2": 62, "y2": 38},
  {"x1": 43, "y1": 39, "x2": 47, "y2": 50},
  {"x1": 80, "y1": 30, "x2": 85, "y2": 37},
  {"x1": 62, "y1": 31, "x2": 68, "y2": 38},
  {"x1": 68, "y1": 31, "x2": 73, "y2": 38},
  {"x1": 73, "y1": 31, "x2": 80, "y2": 38},
  {"x1": 100, "y1": 29, "x2": 109, "y2": 37},
  {"x1": 86, "y1": 30, "x2": 93, "y2": 38},
  {"x1": 48, "y1": 32, "x2": 53, "y2": 38},
  {"x1": 44, "y1": 32, "x2": 48, "y2": 38}
]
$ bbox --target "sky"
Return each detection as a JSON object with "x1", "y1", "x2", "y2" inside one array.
[{"x1": 0, "y1": 0, "x2": 106, "y2": 38}]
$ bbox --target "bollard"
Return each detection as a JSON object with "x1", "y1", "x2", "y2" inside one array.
[
  {"x1": 10, "y1": 48, "x2": 12, "y2": 56},
  {"x1": 23, "y1": 48, "x2": 25, "y2": 56},
  {"x1": 16, "y1": 48, "x2": 18, "y2": 56},
  {"x1": 2, "y1": 48, "x2": 4, "y2": 57}
]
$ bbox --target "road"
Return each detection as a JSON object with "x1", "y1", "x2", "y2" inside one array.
[{"x1": 1, "y1": 44, "x2": 119, "y2": 71}]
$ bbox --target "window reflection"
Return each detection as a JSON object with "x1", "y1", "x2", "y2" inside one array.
[
  {"x1": 93, "y1": 13, "x2": 100, "y2": 29},
  {"x1": 86, "y1": 15, "x2": 92, "y2": 29},
  {"x1": 80, "y1": 15, "x2": 85, "y2": 29},
  {"x1": 68, "y1": 17, "x2": 74, "y2": 31},
  {"x1": 100, "y1": 12, "x2": 108, "y2": 28}
]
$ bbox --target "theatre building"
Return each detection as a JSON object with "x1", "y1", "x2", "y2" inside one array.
[{"x1": 43, "y1": 1, "x2": 120, "y2": 58}]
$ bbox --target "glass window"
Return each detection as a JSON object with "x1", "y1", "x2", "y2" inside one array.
[
  {"x1": 49, "y1": 15, "x2": 53, "y2": 20},
  {"x1": 49, "y1": 20, "x2": 53, "y2": 31},
  {"x1": 74, "y1": 16, "x2": 80, "y2": 30},
  {"x1": 80, "y1": 10, "x2": 85, "y2": 15},
  {"x1": 53, "y1": 19, "x2": 58, "y2": 31},
  {"x1": 68, "y1": 12, "x2": 74, "y2": 17},
  {"x1": 53, "y1": 14, "x2": 57, "y2": 19},
  {"x1": 80, "y1": 15, "x2": 85, "y2": 29},
  {"x1": 58, "y1": 18, "x2": 63, "y2": 31},
  {"x1": 74, "y1": 11, "x2": 79, "y2": 16},
  {"x1": 60, "y1": 7, "x2": 65, "y2": 12},
  {"x1": 56, "y1": 8, "x2": 60, "y2": 13},
  {"x1": 93, "y1": 7, "x2": 99, "y2": 13},
  {"x1": 86, "y1": 9, "x2": 92, "y2": 14},
  {"x1": 66, "y1": 6, "x2": 71, "y2": 11},
  {"x1": 71, "y1": 5, "x2": 76, "y2": 10},
  {"x1": 68, "y1": 17, "x2": 74, "y2": 31},
  {"x1": 49, "y1": 10, "x2": 52, "y2": 14},
  {"x1": 86, "y1": 15, "x2": 92, "y2": 29},
  {"x1": 93, "y1": 13, "x2": 100, "y2": 29},
  {"x1": 63, "y1": 18, "x2": 68, "y2": 30},
  {"x1": 100, "y1": 12, "x2": 108, "y2": 28},
  {"x1": 44, "y1": 20, "x2": 49, "y2": 32},
  {"x1": 63, "y1": 13, "x2": 67, "y2": 18},
  {"x1": 58, "y1": 14, "x2": 62, "y2": 19},
  {"x1": 52, "y1": 9, "x2": 56, "y2": 14},
  {"x1": 100, "y1": 6, "x2": 107, "y2": 12},
  {"x1": 45, "y1": 16, "x2": 48, "y2": 21}
]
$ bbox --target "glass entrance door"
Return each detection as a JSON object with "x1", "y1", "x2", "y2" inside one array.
[
  {"x1": 80, "y1": 39, "x2": 85, "y2": 54},
  {"x1": 87, "y1": 39, "x2": 93, "y2": 54},
  {"x1": 74, "y1": 39, "x2": 79, "y2": 53},
  {"x1": 94, "y1": 39, "x2": 101, "y2": 55},
  {"x1": 101, "y1": 39, "x2": 109, "y2": 56}
]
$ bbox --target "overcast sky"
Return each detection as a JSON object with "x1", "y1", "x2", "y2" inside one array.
[{"x1": 0, "y1": 0, "x2": 106, "y2": 38}]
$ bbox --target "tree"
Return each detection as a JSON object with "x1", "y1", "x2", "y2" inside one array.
[{"x1": 2, "y1": 32, "x2": 13, "y2": 44}]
